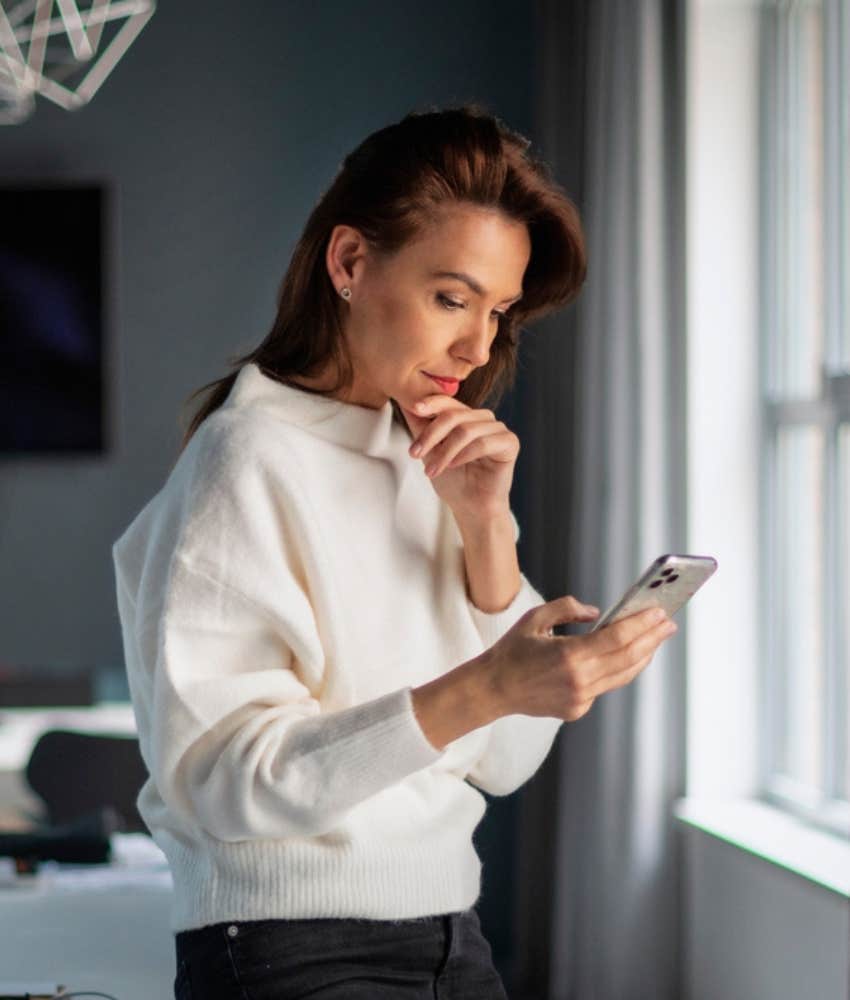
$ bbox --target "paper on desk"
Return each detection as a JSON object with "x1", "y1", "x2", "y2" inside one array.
[
  {"x1": 39, "y1": 865, "x2": 173, "y2": 891},
  {"x1": 110, "y1": 831, "x2": 169, "y2": 866}
]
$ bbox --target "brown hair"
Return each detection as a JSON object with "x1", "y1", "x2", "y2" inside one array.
[{"x1": 177, "y1": 101, "x2": 586, "y2": 455}]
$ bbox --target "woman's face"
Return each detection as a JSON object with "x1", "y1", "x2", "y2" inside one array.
[{"x1": 323, "y1": 203, "x2": 531, "y2": 411}]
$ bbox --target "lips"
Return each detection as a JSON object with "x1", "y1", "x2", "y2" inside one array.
[{"x1": 424, "y1": 372, "x2": 460, "y2": 396}]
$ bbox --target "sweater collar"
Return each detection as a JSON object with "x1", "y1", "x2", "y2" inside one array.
[{"x1": 223, "y1": 362, "x2": 409, "y2": 460}]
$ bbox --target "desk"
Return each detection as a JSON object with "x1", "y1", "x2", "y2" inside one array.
[
  {"x1": 0, "y1": 704, "x2": 176, "y2": 998},
  {"x1": 0, "y1": 834, "x2": 175, "y2": 999}
]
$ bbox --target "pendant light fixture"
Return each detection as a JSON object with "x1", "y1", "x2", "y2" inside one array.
[{"x1": 0, "y1": 1, "x2": 156, "y2": 124}]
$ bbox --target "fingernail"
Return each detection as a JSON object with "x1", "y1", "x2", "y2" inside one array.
[
  {"x1": 410, "y1": 443, "x2": 422, "y2": 457},
  {"x1": 414, "y1": 401, "x2": 428, "y2": 413},
  {"x1": 651, "y1": 608, "x2": 666, "y2": 622}
]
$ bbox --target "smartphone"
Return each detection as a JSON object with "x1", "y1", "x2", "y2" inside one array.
[{"x1": 589, "y1": 554, "x2": 718, "y2": 632}]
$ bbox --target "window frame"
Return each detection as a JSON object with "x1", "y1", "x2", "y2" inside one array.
[{"x1": 759, "y1": 0, "x2": 850, "y2": 839}]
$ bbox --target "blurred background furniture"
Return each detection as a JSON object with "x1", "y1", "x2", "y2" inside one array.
[
  {"x1": 25, "y1": 729, "x2": 149, "y2": 834},
  {"x1": 0, "y1": 664, "x2": 94, "y2": 708},
  {"x1": 0, "y1": 701, "x2": 140, "y2": 832}
]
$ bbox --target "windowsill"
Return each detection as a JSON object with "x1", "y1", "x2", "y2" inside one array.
[{"x1": 673, "y1": 797, "x2": 850, "y2": 898}]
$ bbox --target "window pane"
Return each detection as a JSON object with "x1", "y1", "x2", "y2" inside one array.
[
  {"x1": 772, "y1": 3, "x2": 824, "y2": 399},
  {"x1": 840, "y1": 1, "x2": 849, "y2": 368},
  {"x1": 840, "y1": 425, "x2": 850, "y2": 800},
  {"x1": 774, "y1": 425, "x2": 825, "y2": 788}
]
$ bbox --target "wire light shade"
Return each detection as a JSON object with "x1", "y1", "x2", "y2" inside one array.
[{"x1": 0, "y1": 0, "x2": 156, "y2": 124}]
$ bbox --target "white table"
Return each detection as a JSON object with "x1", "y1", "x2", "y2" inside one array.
[
  {"x1": 0, "y1": 834, "x2": 175, "y2": 999},
  {"x1": 0, "y1": 704, "x2": 177, "y2": 999}
]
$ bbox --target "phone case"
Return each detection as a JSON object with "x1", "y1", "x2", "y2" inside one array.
[{"x1": 590, "y1": 554, "x2": 718, "y2": 632}]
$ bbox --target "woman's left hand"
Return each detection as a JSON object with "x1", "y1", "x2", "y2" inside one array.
[{"x1": 400, "y1": 394, "x2": 519, "y2": 521}]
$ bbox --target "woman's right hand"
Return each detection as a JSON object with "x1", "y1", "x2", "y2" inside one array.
[{"x1": 478, "y1": 595, "x2": 678, "y2": 722}]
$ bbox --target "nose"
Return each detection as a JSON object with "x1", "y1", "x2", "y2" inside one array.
[{"x1": 456, "y1": 311, "x2": 495, "y2": 369}]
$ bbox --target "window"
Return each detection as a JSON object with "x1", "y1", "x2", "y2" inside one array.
[{"x1": 760, "y1": 0, "x2": 849, "y2": 837}]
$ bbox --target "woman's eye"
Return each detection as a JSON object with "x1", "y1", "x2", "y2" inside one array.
[{"x1": 437, "y1": 293, "x2": 507, "y2": 320}]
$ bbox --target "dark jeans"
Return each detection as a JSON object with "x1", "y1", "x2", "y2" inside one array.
[{"x1": 173, "y1": 907, "x2": 510, "y2": 999}]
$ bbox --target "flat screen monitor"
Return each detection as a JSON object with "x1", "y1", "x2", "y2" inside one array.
[{"x1": 0, "y1": 183, "x2": 106, "y2": 454}]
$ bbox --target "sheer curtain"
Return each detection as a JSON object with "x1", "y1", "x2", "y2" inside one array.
[{"x1": 511, "y1": 2, "x2": 688, "y2": 997}]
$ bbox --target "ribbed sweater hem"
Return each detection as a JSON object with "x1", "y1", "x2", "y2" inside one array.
[{"x1": 160, "y1": 829, "x2": 484, "y2": 933}]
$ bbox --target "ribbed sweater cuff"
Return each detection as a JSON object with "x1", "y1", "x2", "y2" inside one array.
[
  {"x1": 467, "y1": 573, "x2": 542, "y2": 648},
  {"x1": 338, "y1": 685, "x2": 447, "y2": 770}
]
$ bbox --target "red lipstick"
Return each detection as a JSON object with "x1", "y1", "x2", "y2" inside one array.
[{"x1": 423, "y1": 372, "x2": 460, "y2": 396}]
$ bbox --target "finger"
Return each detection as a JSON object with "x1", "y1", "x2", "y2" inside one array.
[
  {"x1": 443, "y1": 427, "x2": 518, "y2": 471},
  {"x1": 586, "y1": 606, "x2": 671, "y2": 655},
  {"x1": 404, "y1": 395, "x2": 470, "y2": 438},
  {"x1": 398, "y1": 405, "x2": 432, "y2": 440},
  {"x1": 427, "y1": 424, "x2": 511, "y2": 477},
  {"x1": 401, "y1": 394, "x2": 472, "y2": 437},
  {"x1": 410, "y1": 411, "x2": 496, "y2": 461},
  {"x1": 589, "y1": 650, "x2": 654, "y2": 698},
  {"x1": 584, "y1": 616, "x2": 676, "y2": 687},
  {"x1": 537, "y1": 595, "x2": 601, "y2": 634},
  {"x1": 413, "y1": 394, "x2": 473, "y2": 416},
  {"x1": 413, "y1": 414, "x2": 492, "y2": 461},
  {"x1": 596, "y1": 627, "x2": 675, "y2": 695},
  {"x1": 566, "y1": 696, "x2": 597, "y2": 722}
]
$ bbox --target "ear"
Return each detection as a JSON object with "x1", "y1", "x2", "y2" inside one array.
[{"x1": 325, "y1": 223, "x2": 369, "y2": 293}]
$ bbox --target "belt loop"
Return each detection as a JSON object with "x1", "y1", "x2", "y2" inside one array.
[{"x1": 445, "y1": 910, "x2": 461, "y2": 963}]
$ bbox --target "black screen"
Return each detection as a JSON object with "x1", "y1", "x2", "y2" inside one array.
[{"x1": 0, "y1": 184, "x2": 106, "y2": 454}]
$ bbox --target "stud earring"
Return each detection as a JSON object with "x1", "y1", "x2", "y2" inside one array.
[{"x1": 340, "y1": 286, "x2": 352, "y2": 300}]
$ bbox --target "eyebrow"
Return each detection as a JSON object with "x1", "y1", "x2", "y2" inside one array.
[{"x1": 429, "y1": 270, "x2": 523, "y2": 304}]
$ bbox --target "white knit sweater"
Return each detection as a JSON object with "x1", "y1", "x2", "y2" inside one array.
[{"x1": 112, "y1": 361, "x2": 562, "y2": 933}]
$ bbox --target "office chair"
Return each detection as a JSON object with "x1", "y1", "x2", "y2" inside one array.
[{"x1": 24, "y1": 729, "x2": 150, "y2": 835}]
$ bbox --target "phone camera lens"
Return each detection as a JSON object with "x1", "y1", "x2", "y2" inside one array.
[
  {"x1": 661, "y1": 568, "x2": 675, "y2": 577},
  {"x1": 650, "y1": 580, "x2": 663, "y2": 588},
  {"x1": 666, "y1": 573, "x2": 679, "y2": 583}
]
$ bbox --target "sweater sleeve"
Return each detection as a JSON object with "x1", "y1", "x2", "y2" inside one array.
[
  {"x1": 463, "y1": 514, "x2": 563, "y2": 798},
  {"x1": 142, "y1": 558, "x2": 444, "y2": 841},
  {"x1": 114, "y1": 419, "x2": 445, "y2": 844}
]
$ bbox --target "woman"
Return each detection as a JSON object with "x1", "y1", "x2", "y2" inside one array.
[{"x1": 112, "y1": 103, "x2": 677, "y2": 1000}]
